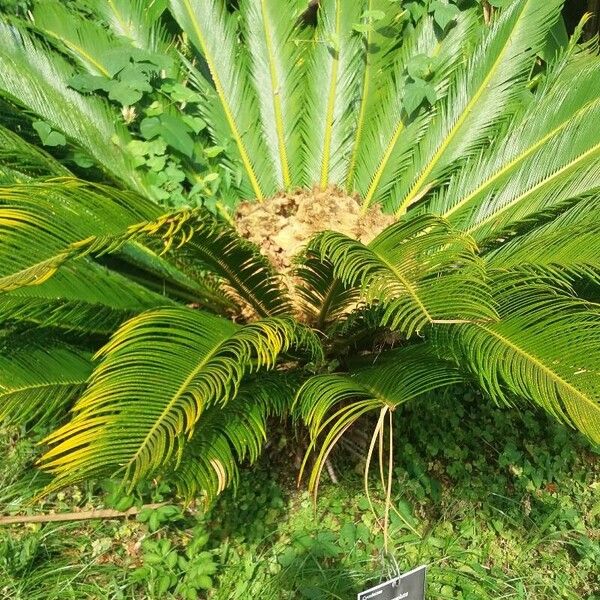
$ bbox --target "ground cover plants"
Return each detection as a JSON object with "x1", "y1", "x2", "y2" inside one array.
[
  {"x1": 0, "y1": 0, "x2": 599, "y2": 597},
  {"x1": 1, "y1": 393, "x2": 598, "y2": 599}
]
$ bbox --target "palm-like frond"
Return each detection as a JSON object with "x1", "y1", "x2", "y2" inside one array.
[
  {"x1": 0, "y1": 124, "x2": 70, "y2": 182},
  {"x1": 294, "y1": 344, "x2": 463, "y2": 490},
  {"x1": 111, "y1": 241, "x2": 233, "y2": 311},
  {"x1": 169, "y1": 0, "x2": 275, "y2": 200},
  {"x1": 430, "y1": 47, "x2": 600, "y2": 225},
  {"x1": 238, "y1": 0, "x2": 305, "y2": 189},
  {"x1": 301, "y1": 0, "x2": 364, "y2": 188},
  {"x1": 357, "y1": 12, "x2": 477, "y2": 207},
  {"x1": 309, "y1": 214, "x2": 496, "y2": 336},
  {"x1": 0, "y1": 179, "x2": 291, "y2": 318},
  {"x1": 0, "y1": 259, "x2": 173, "y2": 335},
  {"x1": 0, "y1": 179, "x2": 161, "y2": 292},
  {"x1": 435, "y1": 276, "x2": 600, "y2": 444},
  {"x1": 435, "y1": 50, "x2": 600, "y2": 241},
  {"x1": 392, "y1": 0, "x2": 563, "y2": 214},
  {"x1": 0, "y1": 341, "x2": 91, "y2": 426},
  {"x1": 172, "y1": 373, "x2": 302, "y2": 501},
  {"x1": 40, "y1": 309, "x2": 322, "y2": 489},
  {"x1": 484, "y1": 197, "x2": 600, "y2": 281},
  {"x1": 0, "y1": 24, "x2": 149, "y2": 195}
]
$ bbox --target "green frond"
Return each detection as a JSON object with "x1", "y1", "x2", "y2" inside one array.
[
  {"x1": 169, "y1": 0, "x2": 276, "y2": 200},
  {"x1": 309, "y1": 213, "x2": 496, "y2": 337},
  {"x1": 171, "y1": 373, "x2": 302, "y2": 501},
  {"x1": 32, "y1": 0, "x2": 117, "y2": 78},
  {"x1": 0, "y1": 179, "x2": 161, "y2": 292},
  {"x1": 0, "y1": 341, "x2": 91, "y2": 426},
  {"x1": 86, "y1": 0, "x2": 170, "y2": 53},
  {"x1": 293, "y1": 249, "x2": 358, "y2": 330},
  {"x1": 39, "y1": 309, "x2": 323, "y2": 490},
  {"x1": 0, "y1": 24, "x2": 149, "y2": 195},
  {"x1": 114, "y1": 241, "x2": 234, "y2": 311},
  {"x1": 0, "y1": 178, "x2": 291, "y2": 318},
  {"x1": 135, "y1": 208, "x2": 293, "y2": 318},
  {"x1": 239, "y1": 0, "x2": 305, "y2": 189},
  {"x1": 484, "y1": 197, "x2": 600, "y2": 281},
  {"x1": 435, "y1": 277, "x2": 600, "y2": 444},
  {"x1": 294, "y1": 344, "x2": 463, "y2": 490},
  {"x1": 345, "y1": 0, "x2": 406, "y2": 192},
  {"x1": 301, "y1": 0, "x2": 365, "y2": 188},
  {"x1": 0, "y1": 259, "x2": 174, "y2": 335},
  {"x1": 392, "y1": 0, "x2": 564, "y2": 214},
  {"x1": 0, "y1": 124, "x2": 70, "y2": 182},
  {"x1": 433, "y1": 48, "x2": 600, "y2": 240},
  {"x1": 357, "y1": 11, "x2": 477, "y2": 208}
]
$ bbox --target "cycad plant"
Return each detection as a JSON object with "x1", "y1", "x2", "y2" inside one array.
[{"x1": 0, "y1": 0, "x2": 599, "y2": 503}]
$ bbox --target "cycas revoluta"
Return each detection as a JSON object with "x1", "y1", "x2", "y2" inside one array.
[{"x1": 0, "y1": 0, "x2": 598, "y2": 503}]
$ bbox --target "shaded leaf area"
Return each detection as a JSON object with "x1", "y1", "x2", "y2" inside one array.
[
  {"x1": 0, "y1": 259, "x2": 173, "y2": 335},
  {"x1": 0, "y1": 123, "x2": 70, "y2": 182},
  {"x1": 132, "y1": 208, "x2": 293, "y2": 318},
  {"x1": 294, "y1": 344, "x2": 463, "y2": 491},
  {"x1": 173, "y1": 373, "x2": 304, "y2": 501}
]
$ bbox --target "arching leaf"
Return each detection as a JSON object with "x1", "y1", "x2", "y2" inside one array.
[
  {"x1": 0, "y1": 179, "x2": 161, "y2": 292},
  {"x1": 294, "y1": 344, "x2": 463, "y2": 490},
  {"x1": 484, "y1": 197, "x2": 600, "y2": 281},
  {"x1": 435, "y1": 277, "x2": 600, "y2": 444},
  {"x1": 0, "y1": 124, "x2": 70, "y2": 182},
  {"x1": 0, "y1": 341, "x2": 92, "y2": 426},
  {"x1": 309, "y1": 213, "x2": 496, "y2": 336},
  {"x1": 431, "y1": 48, "x2": 600, "y2": 228},
  {"x1": 39, "y1": 309, "x2": 322, "y2": 489}
]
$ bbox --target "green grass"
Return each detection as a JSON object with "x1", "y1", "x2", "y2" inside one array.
[{"x1": 1, "y1": 390, "x2": 599, "y2": 599}]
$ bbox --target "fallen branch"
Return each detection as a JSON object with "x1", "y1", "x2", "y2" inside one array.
[{"x1": 0, "y1": 503, "x2": 165, "y2": 526}]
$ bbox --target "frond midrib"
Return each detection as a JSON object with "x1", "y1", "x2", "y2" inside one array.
[
  {"x1": 320, "y1": 0, "x2": 343, "y2": 188},
  {"x1": 371, "y1": 245, "x2": 433, "y2": 322},
  {"x1": 258, "y1": 0, "x2": 291, "y2": 188},
  {"x1": 444, "y1": 96, "x2": 600, "y2": 220},
  {"x1": 397, "y1": 0, "x2": 532, "y2": 214},
  {"x1": 474, "y1": 322, "x2": 598, "y2": 414},
  {"x1": 467, "y1": 139, "x2": 600, "y2": 236}
]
